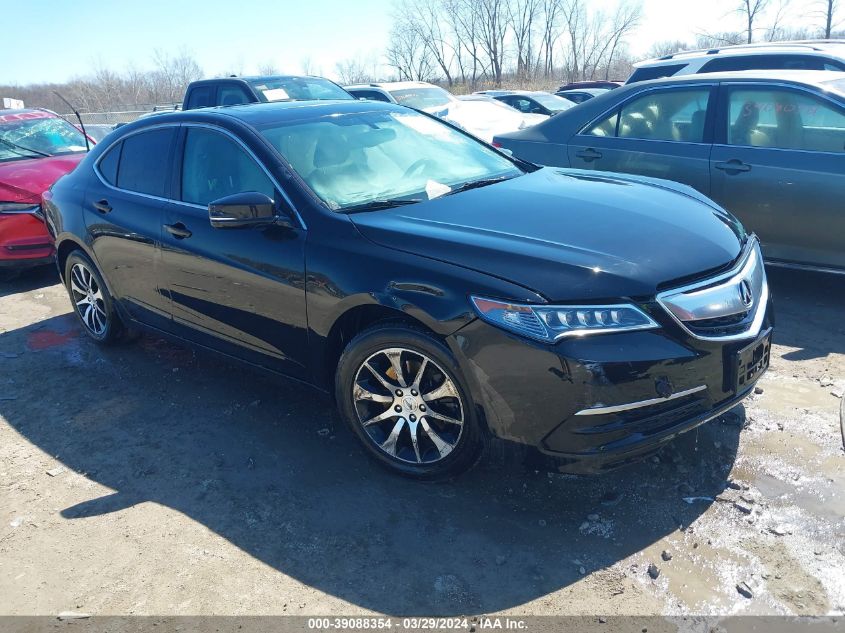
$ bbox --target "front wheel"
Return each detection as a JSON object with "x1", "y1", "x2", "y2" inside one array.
[
  {"x1": 335, "y1": 324, "x2": 483, "y2": 480},
  {"x1": 64, "y1": 251, "x2": 125, "y2": 344}
]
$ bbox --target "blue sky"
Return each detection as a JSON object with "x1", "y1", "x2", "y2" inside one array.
[{"x1": 1, "y1": 0, "x2": 827, "y2": 85}]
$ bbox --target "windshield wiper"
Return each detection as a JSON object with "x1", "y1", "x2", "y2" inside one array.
[
  {"x1": 342, "y1": 199, "x2": 423, "y2": 213},
  {"x1": 0, "y1": 137, "x2": 51, "y2": 158},
  {"x1": 442, "y1": 176, "x2": 512, "y2": 197}
]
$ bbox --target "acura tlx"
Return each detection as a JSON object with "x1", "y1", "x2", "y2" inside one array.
[{"x1": 43, "y1": 99, "x2": 772, "y2": 479}]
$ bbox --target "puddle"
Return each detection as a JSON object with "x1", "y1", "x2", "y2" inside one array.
[
  {"x1": 751, "y1": 470, "x2": 845, "y2": 524},
  {"x1": 757, "y1": 377, "x2": 839, "y2": 412}
]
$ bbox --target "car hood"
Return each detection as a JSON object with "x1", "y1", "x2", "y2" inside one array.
[
  {"x1": 422, "y1": 101, "x2": 547, "y2": 143},
  {"x1": 350, "y1": 168, "x2": 745, "y2": 301},
  {"x1": 0, "y1": 154, "x2": 85, "y2": 204}
]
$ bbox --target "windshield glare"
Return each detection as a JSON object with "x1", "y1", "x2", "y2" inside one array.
[
  {"x1": 390, "y1": 87, "x2": 454, "y2": 110},
  {"x1": 249, "y1": 78, "x2": 353, "y2": 102},
  {"x1": 530, "y1": 93, "x2": 574, "y2": 111},
  {"x1": 0, "y1": 113, "x2": 88, "y2": 162},
  {"x1": 259, "y1": 110, "x2": 523, "y2": 210}
]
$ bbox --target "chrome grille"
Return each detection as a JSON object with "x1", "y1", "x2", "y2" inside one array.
[{"x1": 656, "y1": 237, "x2": 768, "y2": 342}]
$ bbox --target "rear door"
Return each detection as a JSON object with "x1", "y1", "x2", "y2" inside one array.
[
  {"x1": 160, "y1": 124, "x2": 309, "y2": 378},
  {"x1": 710, "y1": 82, "x2": 845, "y2": 269},
  {"x1": 87, "y1": 125, "x2": 177, "y2": 328},
  {"x1": 567, "y1": 84, "x2": 716, "y2": 194}
]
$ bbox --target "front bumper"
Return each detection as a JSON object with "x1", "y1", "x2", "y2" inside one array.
[{"x1": 449, "y1": 300, "x2": 773, "y2": 474}]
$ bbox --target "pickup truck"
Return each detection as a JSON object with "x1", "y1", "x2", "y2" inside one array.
[{"x1": 182, "y1": 75, "x2": 354, "y2": 109}]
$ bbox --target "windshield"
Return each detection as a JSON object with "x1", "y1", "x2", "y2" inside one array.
[
  {"x1": 248, "y1": 77, "x2": 353, "y2": 102},
  {"x1": 258, "y1": 109, "x2": 523, "y2": 210},
  {"x1": 529, "y1": 93, "x2": 574, "y2": 112},
  {"x1": 390, "y1": 87, "x2": 455, "y2": 110},
  {"x1": 0, "y1": 112, "x2": 88, "y2": 162}
]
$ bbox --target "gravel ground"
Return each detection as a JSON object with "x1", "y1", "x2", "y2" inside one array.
[{"x1": 0, "y1": 265, "x2": 843, "y2": 617}]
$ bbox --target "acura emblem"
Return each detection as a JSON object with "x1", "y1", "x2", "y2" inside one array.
[{"x1": 739, "y1": 279, "x2": 754, "y2": 307}]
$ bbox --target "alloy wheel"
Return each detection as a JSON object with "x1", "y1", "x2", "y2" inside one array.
[
  {"x1": 69, "y1": 262, "x2": 108, "y2": 336},
  {"x1": 352, "y1": 347, "x2": 465, "y2": 464}
]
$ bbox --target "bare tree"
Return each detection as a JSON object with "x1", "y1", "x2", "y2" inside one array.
[
  {"x1": 257, "y1": 61, "x2": 279, "y2": 75},
  {"x1": 335, "y1": 55, "x2": 379, "y2": 85},
  {"x1": 559, "y1": 0, "x2": 641, "y2": 82},
  {"x1": 397, "y1": 0, "x2": 457, "y2": 85},
  {"x1": 386, "y1": 20, "x2": 436, "y2": 81},
  {"x1": 476, "y1": 0, "x2": 509, "y2": 85},
  {"x1": 816, "y1": 0, "x2": 841, "y2": 37},
  {"x1": 765, "y1": 0, "x2": 792, "y2": 41},
  {"x1": 737, "y1": 0, "x2": 771, "y2": 43},
  {"x1": 443, "y1": 0, "x2": 486, "y2": 85},
  {"x1": 538, "y1": 0, "x2": 563, "y2": 77},
  {"x1": 507, "y1": 0, "x2": 542, "y2": 79},
  {"x1": 646, "y1": 40, "x2": 692, "y2": 60}
]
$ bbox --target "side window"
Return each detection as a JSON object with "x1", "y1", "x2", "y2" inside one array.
[
  {"x1": 727, "y1": 88, "x2": 845, "y2": 152},
  {"x1": 356, "y1": 90, "x2": 390, "y2": 102},
  {"x1": 181, "y1": 128, "x2": 275, "y2": 206},
  {"x1": 585, "y1": 111, "x2": 619, "y2": 137},
  {"x1": 218, "y1": 84, "x2": 253, "y2": 107},
  {"x1": 116, "y1": 128, "x2": 175, "y2": 197},
  {"x1": 584, "y1": 89, "x2": 710, "y2": 142},
  {"x1": 97, "y1": 141, "x2": 122, "y2": 185},
  {"x1": 186, "y1": 86, "x2": 214, "y2": 109}
]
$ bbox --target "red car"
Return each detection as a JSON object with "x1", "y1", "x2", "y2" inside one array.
[{"x1": 0, "y1": 109, "x2": 89, "y2": 279}]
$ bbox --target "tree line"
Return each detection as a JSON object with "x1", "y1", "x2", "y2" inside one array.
[{"x1": 2, "y1": 1, "x2": 842, "y2": 114}]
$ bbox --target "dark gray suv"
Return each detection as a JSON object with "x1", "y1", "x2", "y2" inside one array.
[{"x1": 494, "y1": 70, "x2": 845, "y2": 274}]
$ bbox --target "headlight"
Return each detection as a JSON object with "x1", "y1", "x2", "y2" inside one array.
[
  {"x1": 0, "y1": 202, "x2": 41, "y2": 216},
  {"x1": 470, "y1": 296, "x2": 659, "y2": 342}
]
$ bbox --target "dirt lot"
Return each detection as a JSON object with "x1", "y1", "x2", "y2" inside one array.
[{"x1": 0, "y1": 265, "x2": 843, "y2": 617}]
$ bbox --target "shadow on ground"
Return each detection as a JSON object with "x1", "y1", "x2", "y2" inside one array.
[
  {"x1": 0, "y1": 265, "x2": 58, "y2": 299},
  {"x1": 0, "y1": 307, "x2": 744, "y2": 615},
  {"x1": 765, "y1": 266, "x2": 845, "y2": 361}
]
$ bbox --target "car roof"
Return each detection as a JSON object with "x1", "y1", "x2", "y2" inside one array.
[
  {"x1": 152, "y1": 98, "x2": 408, "y2": 127},
  {"x1": 558, "y1": 88, "x2": 608, "y2": 95},
  {"x1": 636, "y1": 39, "x2": 845, "y2": 67},
  {"x1": 624, "y1": 68, "x2": 845, "y2": 90},
  {"x1": 0, "y1": 108, "x2": 59, "y2": 119},
  {"x1": 346, "y1": 81, "x2": 437, "y2": 91},
  {"x1": 189, "y1": 75, "x2": 331, "y2": 85}
]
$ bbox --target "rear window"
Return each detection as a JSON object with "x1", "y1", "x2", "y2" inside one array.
[
  {"x1": 186, "y1": 85, "x2": 214, "y2": 109},
  {"x1": 97, "y1": 142, "x2": 121, "y2": 185},
  {"x1": 626, "y1": 64, "x2": 687, "y2": 84},
  {"x1": 116, "y1": 128, "x2": 175, "y2": 197}
]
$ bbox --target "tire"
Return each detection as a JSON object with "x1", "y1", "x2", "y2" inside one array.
[
  {"x1": 64, "y1": 250, "x2": 125, "y2": 344},
  {"x1": 335, "y1": 323, "x2": 483, "y2": 480}
]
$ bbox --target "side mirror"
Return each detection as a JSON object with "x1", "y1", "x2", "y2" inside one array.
[{"x1": 209, "y1": 191, "x2": 281, "y2": 229}]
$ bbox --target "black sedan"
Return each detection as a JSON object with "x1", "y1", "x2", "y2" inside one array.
[
  {"x1": 494, "y1": 70, "x2": 845, "y2": 274},
  {"x1": 44, "y1": 99, "x2": 772, "y2": 479}
]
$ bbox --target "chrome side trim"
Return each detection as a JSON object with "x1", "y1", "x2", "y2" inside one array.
[
  {"x1": 765, "y1": 260, "x2": 845, "y2": 276},
  {"x1": 574, "y1": 385, "x2": 707, "y2": 416}
]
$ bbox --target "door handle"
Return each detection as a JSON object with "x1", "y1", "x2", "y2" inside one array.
[
  {"x1": 93, "y1": 199, "x2": 112, "y2": 214},
  {"x1": 576, "y1": 148, "x2": 603, "y2": 162},
  {"x1": 714, "y1": 160, "x2": 751, "y2": 173},
  {"x1": 164, "y1": 222, "x2": 192, "y2": 239}
]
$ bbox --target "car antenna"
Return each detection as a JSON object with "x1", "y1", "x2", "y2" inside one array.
[{"x1": 52, "y1": 91, "x2": 91, "y2": 152}]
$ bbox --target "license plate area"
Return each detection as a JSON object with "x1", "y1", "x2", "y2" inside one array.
[{"x1": 734, "y1": 328, "x2": 772, "y2": 392}]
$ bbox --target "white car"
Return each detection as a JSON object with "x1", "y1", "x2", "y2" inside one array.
[
  {"x1": 344, "y1": 81, "x2": 546, "y2": 143},
  {"x1": 629, "y1": 40, "x2": 845, "y2": 84}
]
